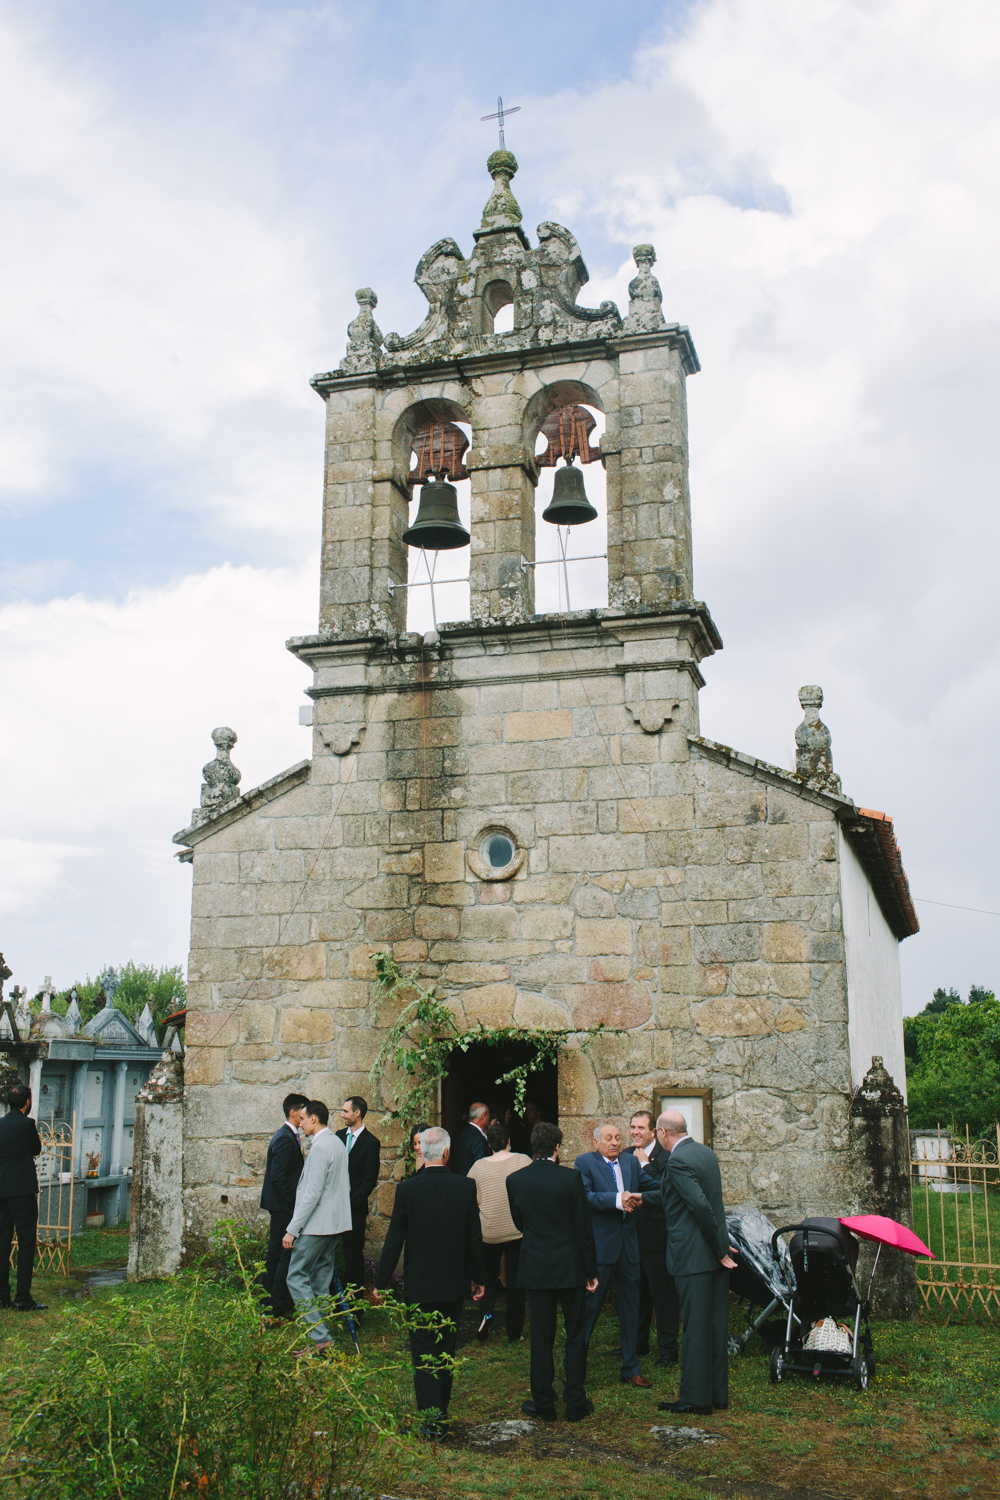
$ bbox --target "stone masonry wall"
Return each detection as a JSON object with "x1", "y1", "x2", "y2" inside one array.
[{"x1": 180, "y1": 613, "x2": 858, "y2": 1256}]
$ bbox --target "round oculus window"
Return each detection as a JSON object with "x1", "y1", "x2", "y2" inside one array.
[{"x1": 481, "y1": 833, "x2": 515, "y2": 870}]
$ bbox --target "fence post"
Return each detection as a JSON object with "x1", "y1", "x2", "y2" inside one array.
[
  {"x1": 127, "y1": 1050, "x2": 184, "y2": 1281},
  {"x1": 849, "y1": 1055, "x2": 920, "y2": 1317}
]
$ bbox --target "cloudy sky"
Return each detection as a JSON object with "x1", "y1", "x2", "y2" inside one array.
[{"x1": 1, "y1": 0, "x2": 997, "y2": 1016}]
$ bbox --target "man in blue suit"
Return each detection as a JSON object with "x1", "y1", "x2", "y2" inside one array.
[{"x1": 575, "y1": 1122, "x2": 659, "y2": 1388}]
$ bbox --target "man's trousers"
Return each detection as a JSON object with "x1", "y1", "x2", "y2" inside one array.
[
  {"x1": 0, "y1": 1194, "x2": 37, "y2": 1304},
  {"x1": 262, "y1": 1210, "x2": 293, "y2": 1315},
  {"x1": 526, "y1": 1285, "x2": 588, "y2": 1415},
  {"x1": 675, "y1": 1268, "x2": 729, "y2": 1409},
  {"x1": 584, "y1": 1248, "x2": 642, "y2": 1377},
  {"x1": 637, "y1": 1250, "x2": 679, "y2": 1359},
  {"x1": 334, "y1": 1199, "x2": 369, "y2": 1296},
  {"x1": 408, "y1": 1298, "x2": 463, "y2": 1419},
  {"x1": 286, "y1": 1233, "x2": 342, "y2": 1344}
]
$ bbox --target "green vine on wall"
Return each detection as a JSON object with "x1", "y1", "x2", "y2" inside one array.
[{"x1": 367, "y1": 952, "x2": 618, "y2": 1152}]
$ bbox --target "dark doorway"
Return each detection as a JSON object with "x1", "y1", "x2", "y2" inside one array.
[{"x1": 440, "y1": 1039, "x2": 558, "y2": 1158}]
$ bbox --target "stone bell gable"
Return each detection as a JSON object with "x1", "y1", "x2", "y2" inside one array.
[{"x1": 172, "y1": 154, "x2": 918, "y2": 1262}]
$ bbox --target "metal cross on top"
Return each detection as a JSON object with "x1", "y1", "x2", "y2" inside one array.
[{"x1": 481, "y1": 95, "x2": 520, "y2": 150}]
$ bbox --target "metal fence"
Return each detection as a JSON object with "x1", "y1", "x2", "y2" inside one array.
[
  {"x1": 9, "y1": 1115, "x2": 76, "y2": 1278},
  {"x1": 910, "y1": 1124, "x2": 1000, "y2": 1319}
]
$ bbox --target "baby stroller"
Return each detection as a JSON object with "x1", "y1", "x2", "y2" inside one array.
[
  {"x1": 769, "y1": 1218, "x2": 875, "y2": 1390},
  {"x1": 725, "y1": 1206, "x2": 798, "y2": 1355}
]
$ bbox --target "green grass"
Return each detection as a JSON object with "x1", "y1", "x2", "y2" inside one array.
[{"x1": 2, "y1": 1242, "x2": 998, "y2": 1500}]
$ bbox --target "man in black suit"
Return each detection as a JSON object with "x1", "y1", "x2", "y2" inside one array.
[
  {"x1": 0, "y1": 1082, "x2": 45, "y2": 1312},
  {"x1": 653, "y1": 1110, "x2": 736, "y2": 1416},
  {"x1": 506, "y1": 1121, "x2": 599, "y2": 1423},
  {"x1": 373, "y1": 1126, "x2": 485, "y2": 1436},
  {"x1": 450, "y1": 1101, "x2": 491, "y2": 1175},
  {"x1": 624, "y1": 1110, "x2": 679, "y2": 1366},
  {"x1": 259, "y1": 1092, "x2": 307, "y2": 1317},
  {"x1": 334, "y1": 1095, "x2": 381, "y2": 1299}
]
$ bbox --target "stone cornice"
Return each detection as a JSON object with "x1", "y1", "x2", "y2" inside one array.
[
  {"x1": 688, "y1": 735, "x2": 856, "y2": 813},
  {"x1": 172, "y1": 760, "x2": 311, "y2": 851},
  {"x1": 309, "y1": 325, "x2": 700, "y2": 398},
  {"x1": 288, "y1": 603, "x2": 721, "y2": 696}
]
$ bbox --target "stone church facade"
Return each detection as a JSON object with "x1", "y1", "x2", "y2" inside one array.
[{"x1": 172, "y1": 151, "x2": 918, "y2": 1260}]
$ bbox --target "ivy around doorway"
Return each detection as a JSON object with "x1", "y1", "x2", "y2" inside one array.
[{"x1": 368, "y1": 951, "x2": 618, "y2": 1165}]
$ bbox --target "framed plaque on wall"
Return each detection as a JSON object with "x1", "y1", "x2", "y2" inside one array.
[{"x1": 655, "y1": 1088, "x2": 713, "y2": 1146}]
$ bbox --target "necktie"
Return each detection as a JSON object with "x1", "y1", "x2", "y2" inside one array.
[{"x1": 347, "y1": 1130, "x2": 354, "y2": 1152}]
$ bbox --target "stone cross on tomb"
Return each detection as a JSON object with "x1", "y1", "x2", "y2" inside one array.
[{"x1": 480, "y1": 95, "x2": 520, "y2": 150}]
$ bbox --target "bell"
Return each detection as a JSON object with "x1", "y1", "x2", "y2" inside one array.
[
  {"x1": 402, "y1": 474, "x2": 470, "y2": 551},
  {"x1": 542, "y1": 458, "x2": 598, "y2": 527}
]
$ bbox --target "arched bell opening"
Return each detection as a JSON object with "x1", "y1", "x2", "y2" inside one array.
[
  {"x1": 403, "y1": 418, "x2": 473, "y2": 633},
  {"x1": 531, "y1": 400, "x2": 608, "y2": 615},
  {"x1": 483, "y1": 278, "x2": 514, "y2": 334}
]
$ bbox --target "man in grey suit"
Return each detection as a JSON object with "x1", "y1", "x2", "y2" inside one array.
[
  {"x1": 651, "y1": 1110, "x2": 736, "y2": 1416},
  {"x1": 283, "y1": 1100, "x2": 353, "y2": 1354}
]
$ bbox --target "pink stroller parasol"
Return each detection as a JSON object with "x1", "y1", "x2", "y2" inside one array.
[{"x1": 839, "y1": 1215, "x2": 935, "y2": 1258}]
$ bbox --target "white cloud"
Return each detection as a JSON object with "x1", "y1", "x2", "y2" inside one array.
[{"x1": 0, "y1": 562, "x2": 312, "y2": 991}]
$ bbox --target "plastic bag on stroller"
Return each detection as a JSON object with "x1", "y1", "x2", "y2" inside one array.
[{"x1": 725, "y1": 1205, "x2": 797, "y2": 1355}]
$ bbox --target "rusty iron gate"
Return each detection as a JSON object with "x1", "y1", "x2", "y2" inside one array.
[
  {"x1": 9, "y1": 1115, "x2": 76, "y2": 1278},
  {"x1": 910, "y1": 1124, "x2": 1000, "y2": 1319}
]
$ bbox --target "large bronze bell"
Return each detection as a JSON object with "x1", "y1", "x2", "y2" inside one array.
[
  {"x1": 541, "y1": 458, "x2": 598, "y2": 527},
  {"x1": 402, "y1": 474, "x2": 470, "y2": 551}
]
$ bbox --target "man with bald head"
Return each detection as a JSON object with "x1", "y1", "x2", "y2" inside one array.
[{"x1": 651, "y1": 1110, "x2": 736, "y2": 1416}]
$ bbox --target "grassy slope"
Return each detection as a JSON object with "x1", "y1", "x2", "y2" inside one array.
[{"x1": 2, "y1": 1233, "x2": 998, "y2": 1500}]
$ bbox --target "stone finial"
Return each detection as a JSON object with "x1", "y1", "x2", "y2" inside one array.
[
  {"x1": 339, "y1": 287, "x2": 383, "y2": 374},
  {"x1": 12, "y1": 987, "x2": 31, "y2": 1037},
  {"x1": 193, "y1": 727, "x2": 242, "y2": 825},
  {"x1": 794, "y1": 685, "x2": 842, "y2": 795},
  {"x1": 481, "y1": 150, "x2": 522, "y2": 231},
  {"x1": 622, "y1": 243, "x2": 666, "y2": 334},
  {"x1": 136, "y1": 1001, "x2": 158, "y2": 1048},
  {"x1": 66, "y1": 989, "x2": 82, "y2": 1033}
]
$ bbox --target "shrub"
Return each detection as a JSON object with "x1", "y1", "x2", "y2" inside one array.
[{"x1": 1, "y1": 1231, "x2": 416, "y2": 1499}]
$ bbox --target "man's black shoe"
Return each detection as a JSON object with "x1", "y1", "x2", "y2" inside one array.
[
  {"x1": 13, "y1": 1298, "x2": 47, "y2": 1312},
  {"x1": 713, "y1": 1402, "x2": 729, "y2": 1410},
  {"x1": 657, "y1": 1399, "x2": 712, "y2": 1415},
  {"x1": 565, "y1": 1399, "x2": 595, "y2": 1422},
  {"x1": 0, "y1": 1296, "x2": 12, "y2": 1310},
  {"x1": 521, "y1": 1401, "x2": 556, "y2": 1422},
  {"x1": 654, "y1": 1354, "x2": 678, "y2": 1367}
]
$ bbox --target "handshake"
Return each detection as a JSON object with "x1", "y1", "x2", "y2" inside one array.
[{"x1": 621, "y1": 1191, "x2": 644, "y2": 1213}]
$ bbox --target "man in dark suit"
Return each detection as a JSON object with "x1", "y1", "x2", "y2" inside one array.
[
  {"x1": 373, "y1": 1126, "x2": 485, "y2": 1436},
  {"x1": 506, "y1": 1121, "x2": 599, "y2": 1423},
  {"x1": 575, "y1": 1122, "x2": 659, "y2": 1388},
  {"x1": 0, "y1": 1082, "x2": 45, "y2": 1311},
  {"x1": 259, "y1": 1092, "x2": 307, "y2": 1317},
  {"x1": 623, "y1": 1110, "x2": 679, "y2": 1366},
  {"x1": 449, "y1": 1101, "x2": 491, "y2": 1175},
  {"x1": 334, "y1": 1095, "x2": 381, "y2": 1299},
  {"x1": 653, "y1": 1110, "x2": 736, "y2": 1416}
]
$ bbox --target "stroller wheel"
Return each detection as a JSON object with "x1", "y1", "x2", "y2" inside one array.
[
  {"x1": 851, "y1": 1355, "x2": 870, "y2": 1392},
  {"x1": 727, "y1": 1336, "x2": 742, "y2": 1356},
  {"x1": 769, "y1": 1349, "x2": 784, "y2": 1384}
]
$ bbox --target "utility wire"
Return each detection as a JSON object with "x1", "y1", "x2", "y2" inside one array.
[{"x1": 914, "y1": 898, "x2": 1000, "y2": 918}]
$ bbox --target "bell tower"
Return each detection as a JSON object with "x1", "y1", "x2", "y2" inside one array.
[{"x1": 297, "y1": 152, "x2": 717, "y2": 724}]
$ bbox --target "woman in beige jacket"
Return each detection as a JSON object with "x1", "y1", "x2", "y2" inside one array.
[{"x1": 468, "y1": 1120, "x2": 531, "y2": 1341}]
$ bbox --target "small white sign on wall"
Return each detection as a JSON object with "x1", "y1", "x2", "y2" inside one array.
[{"x1": 656, "y1": 1091, "x2": 711, "y2": 1145}]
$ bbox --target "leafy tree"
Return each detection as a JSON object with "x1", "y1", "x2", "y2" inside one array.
[
  {"x1": 54, "y1": 962, "x2": 185, "y2": 1029},
  {"x1": 904, "y1": 984, "x2": 1000, "y2": 1139}
]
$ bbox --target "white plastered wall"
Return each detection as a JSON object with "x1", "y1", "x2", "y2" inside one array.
[{"x1": 839, "y1": 827, "x2": 908, "y2": 1099}]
